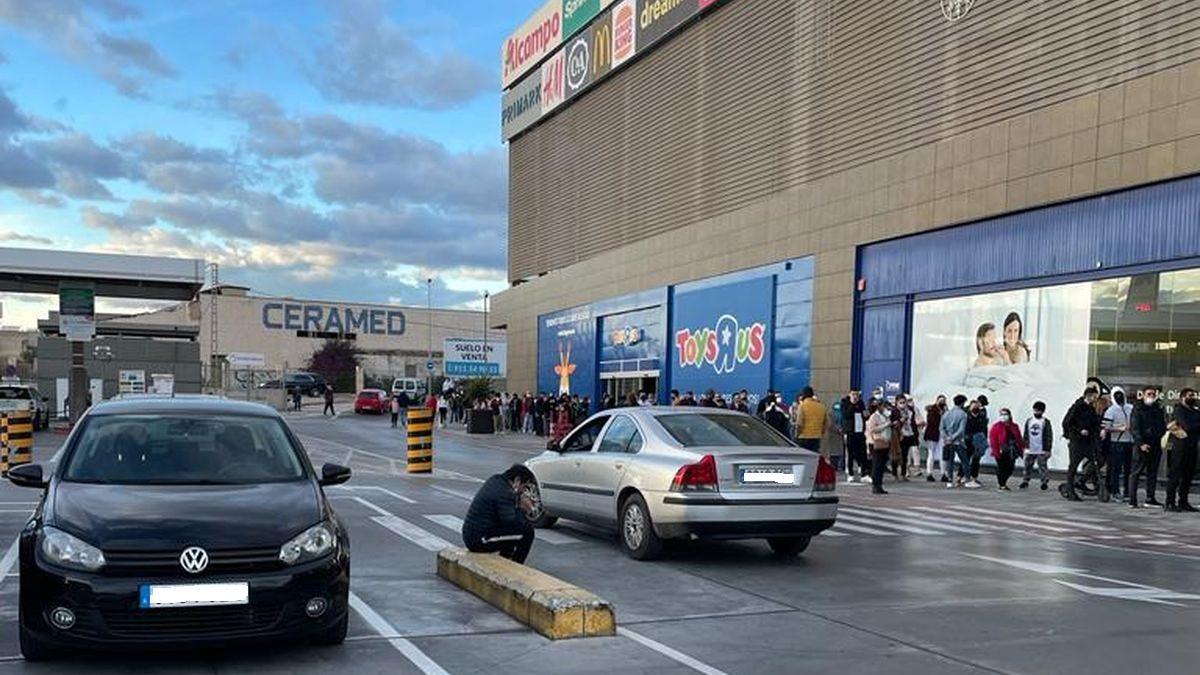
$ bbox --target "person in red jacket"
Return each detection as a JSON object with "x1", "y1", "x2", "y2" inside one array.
[{"x1": 989, "y1": 408, "x2": 1027, "y2": 491}]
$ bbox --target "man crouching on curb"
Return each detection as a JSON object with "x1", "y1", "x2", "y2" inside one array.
[{"x1": 462, "y1": 464, "x2": 537, "y2": 564}]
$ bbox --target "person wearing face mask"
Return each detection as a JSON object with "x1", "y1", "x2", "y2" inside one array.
[
  {"x1": 963, "y1": 397, "x2": 989, "y2": 489},
  {"x1": 1062, "y1": 388, "x2": 1103, "y2": 501},
  {"x1": 923, "y1": 395, "x2": 947, "y2": 482},
  {"x1": 841, "y1": 390, "x2": 870, "y2": 484},
  {"x1": 1103, "y1": 388, "x2": 1135, "y2": 502},
  {"x1": 989, "y1": 408, "x2": 1026, "y2": 491},
  {"x1": 1020, "y1": 401, "x2": 1053, "y2": 490},
  {"x1": 940, "y1": 395, "x2": 970, "y2": 488},
  {"x1": 1128, "y1": 386, "x2": 1167, "y2": 508},
  {"x1": 866, "y1": 400, "x2": 894, "y2": 495},
  {"x1": 1165, "y1": 388, "x2": 1200, "y2": 512}
]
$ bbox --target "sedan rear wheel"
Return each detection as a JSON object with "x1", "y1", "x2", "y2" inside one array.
[
  {"x1": 766, "y1": 536, "x2": 811, "y2": 557},
  {"x1": 619, "y1": 494, "x2": 662, "y2": 561}
]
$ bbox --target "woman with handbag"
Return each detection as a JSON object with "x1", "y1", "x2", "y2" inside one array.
[
  {"x1": 867, "y1": 400, "x2": 894, "y2": 495},
  {"x1": 989, "y1": 408, "x2": 1027, "y2": 491}
]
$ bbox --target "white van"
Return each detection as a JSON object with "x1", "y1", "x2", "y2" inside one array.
[{"x1": 390, "y1": 378, "x2": 427, "y2": 400}]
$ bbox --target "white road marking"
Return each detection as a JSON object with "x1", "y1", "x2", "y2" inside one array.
[
  {"x1": 328, "y1": 485, "x2": 417, "y2": 504},
  {"x1": 619, "y1": 626, "x2": 730, "y2": 675},
  {"x1": 827, "y1": 521, "x2": 897, "y2": 536},
  {"x1": 951, "y1": 504, "x2": 1109, "y2": 531},
  {"x1": 0, "y1": 537, "x2": 19, "y2": 588},
  {"x1": 840, "y1": 506, "x2": 988, "y2": 533},
  {"x1": 348, "y1": 592, "x2": 449, "y2": 675},
  {"x1": 428, "y1": 485, "x2": 478, "y2": 501},
  {"x1": 349, "y1": 496, "x2": 393, "y2": 518},
  {"x1": 0, "y1": 510, "x2": 33, "y2": 514},
  {"x1": 846, "y1": 506, "x2": 994, "y2": 534},
  {"x1": 834, "y1": 513, "x2": 944, "y2": 536},
  {"x1": 423, "y1": 514, "x2": 581, "y2": 545},
  {"x1": 911, "y1": 506, "x2": 1073, "y2": 533},
  {"x1": 963, "y1": 553, "x2": 1200, "y2": 606},
  {"x1": 372, "y1": 516, "x2": 453, "y2": 552},
  {"x1": 819, "y1": 530, "x2": 849, "y2": 537}
]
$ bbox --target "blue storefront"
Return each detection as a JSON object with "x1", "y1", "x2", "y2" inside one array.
[
  {"x1": 538, "y1": 258, "x2": 814, "y2": 408},
  {"x1": 852, "y1": 175, "x2": 1200, "y2": 467}
]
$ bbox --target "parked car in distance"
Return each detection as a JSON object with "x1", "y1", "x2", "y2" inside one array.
[
  {"x1": 353, "y1": 389, "x2": 387, "y2": 415},
  {"x1": 524, "y1": 407, "x2": 838, "y2": 560},
  {"x1": 8, "y1": 396, "x2": 352, "y2": 661},
  {"x1": 390, "y1": 378, "x2": 425, "y2": 400},
  {"x1": 0, "y1": 382, "x2": 51, "y2": 431},
  {"x1": 258, "y1": 373, "x2": 327, "y2": 397}
]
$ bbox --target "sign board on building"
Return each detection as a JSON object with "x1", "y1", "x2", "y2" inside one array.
[
  {"x1": 260, "y1": 302, "x2": 405, "y2": 336},
  {"x1": 444, "y1": 338, "x2": 507, "y2": 378},
  {"x1": 669, "y1": 276, "x2": 774, "y2": 398},
  {"x1": 151, "y1": 373, "x2": 175, "y2": 396},
  {"x1": 564, "y1": 0, "x2": 617, "y2": 38},
  {"x1": 59, "y1": 282, "x2": 96, "y2": 342},
  {"x1": 502, "y1": 0, "x2": 563, "y2": 89},
  {"x1": 118, "y1": 370, "x2": 146, "y2": 395},
  {"x1": 226, "y1": 352, "x2": 267, "y2": 370}
]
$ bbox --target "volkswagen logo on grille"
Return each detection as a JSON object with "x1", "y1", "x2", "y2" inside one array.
[
  {"x1": 180, "y1": 547, "x2": 209, "y2": 574},
  {"x1": 940, "y1": 0, "x2": 975, "y2": 22}
]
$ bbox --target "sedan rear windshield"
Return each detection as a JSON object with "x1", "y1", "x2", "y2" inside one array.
[
  {"x1": 63, "y1": 414, "x2": 306, "y2": 485},
  {"x1": 0, "y1": 387, "x2": 31, "y2": 400},
  {"x1": 656, "y1": 413, "x2": 794, "y2": 448}
]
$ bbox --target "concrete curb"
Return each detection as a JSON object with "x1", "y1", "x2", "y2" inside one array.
[{"x1": 436, "y1": 547, "x2": 615, "y2": 640}]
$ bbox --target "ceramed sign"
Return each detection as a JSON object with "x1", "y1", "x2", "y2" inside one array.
[{"x1": 260, "y1": 302, "x2": 406, "y2": 336}]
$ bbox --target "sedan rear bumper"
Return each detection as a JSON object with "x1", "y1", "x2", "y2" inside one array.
[{"x1": 652, "y1": 493, "x2": 839, "y2": 540}]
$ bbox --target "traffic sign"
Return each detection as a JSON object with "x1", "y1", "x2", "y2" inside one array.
[{"x1": 426, "y1": 361, "x2": 436, "y2": 373}]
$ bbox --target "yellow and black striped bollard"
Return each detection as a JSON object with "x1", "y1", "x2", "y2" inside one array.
[
  {"x1": 2, "y1": 411, "x2": 33, "y2": 475},
  {"x1": 0, "y1": 414, "x2": 8, "y2": 477},
  {"x1": 406, "y1": 408, "x2": 434, "y2": 474}
]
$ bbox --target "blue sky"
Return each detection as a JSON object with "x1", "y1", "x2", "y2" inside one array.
[{"x1": 0, "y1": 0, "x2": 544, "y2": 327}]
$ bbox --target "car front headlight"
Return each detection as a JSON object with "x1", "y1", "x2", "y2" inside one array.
[
  {"x1": 40, "y1": 526, "x2": 106, "y2": 572},
  {"x1": 279, "y1": 523, "x2": 336, "y2": 565}
]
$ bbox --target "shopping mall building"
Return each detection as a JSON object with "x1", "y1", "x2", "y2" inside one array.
[{"x1": 494, "y1": 0, "x2": 1200, "y2": 450}]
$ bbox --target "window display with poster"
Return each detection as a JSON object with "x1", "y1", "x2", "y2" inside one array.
[
  {"x1": 118, "y1": 370, "x2": 146, "y2": 396},
  {"x1": 910, "y1": 267, "x2": 1200, "y2": 470}
]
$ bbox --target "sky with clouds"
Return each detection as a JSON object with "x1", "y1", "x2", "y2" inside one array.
[{"x1": 0, "y1": 0, "x2": 543, "y2": 329}]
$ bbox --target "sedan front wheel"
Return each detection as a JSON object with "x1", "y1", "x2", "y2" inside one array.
[{"x1": 619, "y1": 494, "x2": 662, "y2": 561}]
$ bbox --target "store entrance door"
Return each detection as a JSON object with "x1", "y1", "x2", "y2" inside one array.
[{"x1": 603, "y1": 375, "x2": 659, "y2": 405}]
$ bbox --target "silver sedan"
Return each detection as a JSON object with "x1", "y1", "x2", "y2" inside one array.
[{"x1": 524, "y1": 407, "x2": 838, "y2": 560}]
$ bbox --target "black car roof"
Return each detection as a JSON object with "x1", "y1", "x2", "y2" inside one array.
[{"x1": 87, "y1": 396, "x2": 281, "y2": 418}]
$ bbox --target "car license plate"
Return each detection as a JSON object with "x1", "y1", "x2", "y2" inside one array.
[
  {"x1": 739, "y1": 466, "x2": 797, "y2": 485},
  {"x1": 139, "y1": 583, "x2": 249, "y2": 609}
]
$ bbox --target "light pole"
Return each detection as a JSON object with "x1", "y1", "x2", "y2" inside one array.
[
  {"x1": 426, "y1": 278, "x2": 433, "y2": 395},
  {"x1": 482, "y1": 291, "x2": 490, "y2": 357}
]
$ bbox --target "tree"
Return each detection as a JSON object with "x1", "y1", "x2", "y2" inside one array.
[{"x1": 305, "y1": 340, "x2": 360, "y2": 392}]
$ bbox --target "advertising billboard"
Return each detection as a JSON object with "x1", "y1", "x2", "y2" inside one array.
[
  {"x1": 502, "y1": 68, "x2": 543, "y2": 139},
  {"x1": 610, "y1": 0, "x2": 638, "y2": 68},
  {"x1": 444, "y1": 338, "x2": 507, "y2": 378},
  {"x1": 669, "y1": 276, "x2": 774, "y2": 398},
  {"x1": 502, "y1": 0, "x2": 564, "y2": 89},
  {"x1": 538, "y1": 306, "x2": 595, "y2": 396},
  {"x1": 564, "y1": 0, "x2": 617, "y2": 39},
  {"x1": 540, "y1": 50, "x2": 567, "y2": 114},
  {"x1": 637, "y1": 0, "x2": 700, "y2": 46},
  {"x1": 564, "y1": 6, "x2": 615, "y2": 100}
]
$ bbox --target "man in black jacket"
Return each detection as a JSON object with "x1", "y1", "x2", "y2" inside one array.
[
  {"x1": 1167, "y1": 388, "x2": 1200, "y2": 513},
  {"x1": 841, "y1": 391, "x2": 869, "y2": 483},
  {"x1": 461, "y1": 465, "x2": 537, "y2": 563},
  {"x1": 1062, "y1": 388, "x2": 1102, "y2": 501},
  {"x1": 1128, "y1": 386, "x2": 1168, "y2": 508}
]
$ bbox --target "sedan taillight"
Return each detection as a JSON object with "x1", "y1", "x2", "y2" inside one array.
[
  {"x1": 814, "y1": 456, "x2": 837, "y2": 492},
  {"x1": 670, "y1": 455, "x2": 718, "y2": 492}
]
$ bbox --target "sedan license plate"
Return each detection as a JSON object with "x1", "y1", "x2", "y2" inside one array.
[
  {"x1": 139, "y1": 583, "x2": 249, "y2": 609},
  {"x1": 739, "y1": 466, "x2": 798, "y2": 485}
]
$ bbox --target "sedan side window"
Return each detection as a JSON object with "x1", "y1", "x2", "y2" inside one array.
[
  {"x1": 597, "y1": 416, "x2": 639, "y2": 454},
  {"x1": 562, "y1": 416, "x2": 609, "y2": 453}
]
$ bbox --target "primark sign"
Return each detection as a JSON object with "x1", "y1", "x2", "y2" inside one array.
[{"x1": 261, "y1": 302, "x2": 406, "y2": 336}]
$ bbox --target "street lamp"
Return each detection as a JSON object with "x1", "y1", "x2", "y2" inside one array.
[
  {"x1": 427, "y1": 278, "x2": 433, "y2": 395},
  {"x1": 483, "y1": 291, "x2": 490, "y2": 356}
]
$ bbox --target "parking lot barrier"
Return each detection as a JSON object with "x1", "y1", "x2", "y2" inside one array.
[
  {"x1": 406, "y1": 408, "x2": 434, "y2": 474},
  {"x1": 1, "y1": 411, "x2": 33, "y2": 473}
]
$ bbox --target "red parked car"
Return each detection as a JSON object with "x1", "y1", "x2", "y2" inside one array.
[{"x1": 353, "y1": 389, "x2": 388, "y2": 415}]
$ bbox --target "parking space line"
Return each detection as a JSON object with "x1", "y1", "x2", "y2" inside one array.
[
  {"x1": 0, "y1": 537, "x2": 19, "y2": 588},
  {"x1": 348, "y1": 592, "x2": 449, "y2": 675},
  {"x1": 372, "y1": 516, "x2": 453, "y2": 552},
  {"x1": 329, "y1": 485, "x2": 417, "y2": 504},
  {"x1": 349, "y1": 496, "x2": 393, "y2": 517},
  {"x1": 618, "y1": 626, "x2": 729, "y2": 675},
  {"x1": 423, "y1": 514, "x2": 581, "y2": 546}
]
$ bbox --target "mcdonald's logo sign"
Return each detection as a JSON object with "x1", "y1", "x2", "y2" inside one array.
[{"x1": 592, "y1": 21, "x2": 613, "y2": 75}]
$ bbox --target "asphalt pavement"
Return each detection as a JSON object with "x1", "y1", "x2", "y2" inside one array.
[{"x1": 2, "y1": 411, "x2": 1200, "y2": 674}]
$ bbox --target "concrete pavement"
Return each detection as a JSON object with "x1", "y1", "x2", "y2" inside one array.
[{"x1": 0, "y1": 413, "x2": 1198, "y2": 673}]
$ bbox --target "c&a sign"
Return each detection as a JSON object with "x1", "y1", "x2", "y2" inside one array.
[{"x1": 669, "y1": 275, "x2": 774, "y2": 396}]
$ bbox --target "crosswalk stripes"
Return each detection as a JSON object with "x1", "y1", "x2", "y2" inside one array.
[
  {"x1": 826, "y1": 521, "x2": 898, "y2": 536},
  {"x1": 951, "y1": 504, "x2": 1109, "y2": 531},
  {"x1": 833, "y1": 512, "x2": 946, "y2": 536},
  {"x1": 838, "y1": 507, "x2": 992, "y2": 535},
  {"x1": 909, "y1": 506, "x2": 1074, "y2": 533},
  {"x1": 423, "y1": 514, "x2": 582, "y2": 545},
  {"x1": 849, "y1": 505, "x2": 998, "y2": 534}
]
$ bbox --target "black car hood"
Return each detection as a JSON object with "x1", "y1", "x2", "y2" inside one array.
[{"x1": 49, "y1": 481, "x2": 322, "y2": 550}]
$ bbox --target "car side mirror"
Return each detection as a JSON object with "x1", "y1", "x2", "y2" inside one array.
[
  {"x1": 547, "y1": 440, "x2": 562, "y2": 453},
  {"x1": 319, "y1": 463, "x2": 352, "y2": 487},
  {"x1": 8, "y1": 464, "x2": 47, "y2": 489}
]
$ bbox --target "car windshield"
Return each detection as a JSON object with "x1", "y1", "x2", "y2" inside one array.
[
  {"x1": 63, "y1": 414, "x2": 307, "y2": 485},
  {"x1": 655, "y1": 413, "x2": 794, "y2": 448},
  {"x1": 0, "y1": 387, "x2": 31, "y2": 400}
]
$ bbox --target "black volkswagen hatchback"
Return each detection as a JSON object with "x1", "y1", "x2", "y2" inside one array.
[{"x1": 7, "y1": 397, "x2": 352, "y2": 661}]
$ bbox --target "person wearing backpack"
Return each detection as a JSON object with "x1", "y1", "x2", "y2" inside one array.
[
  {"x1": 1020, "y1": 401, "x2": 1053, "y2": 490},
  {"x1": 989, "y1": 408, "x2": 1026, "y2": 491}
]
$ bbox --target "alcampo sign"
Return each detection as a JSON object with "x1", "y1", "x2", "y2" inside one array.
[{"x1": 502, "y1": 0, "x2": 729, "y2": 140}]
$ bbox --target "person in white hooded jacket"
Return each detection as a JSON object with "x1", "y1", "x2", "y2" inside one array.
[{"x1": 1103, "y1": 387, "x2": 1134, "y2": 501}]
